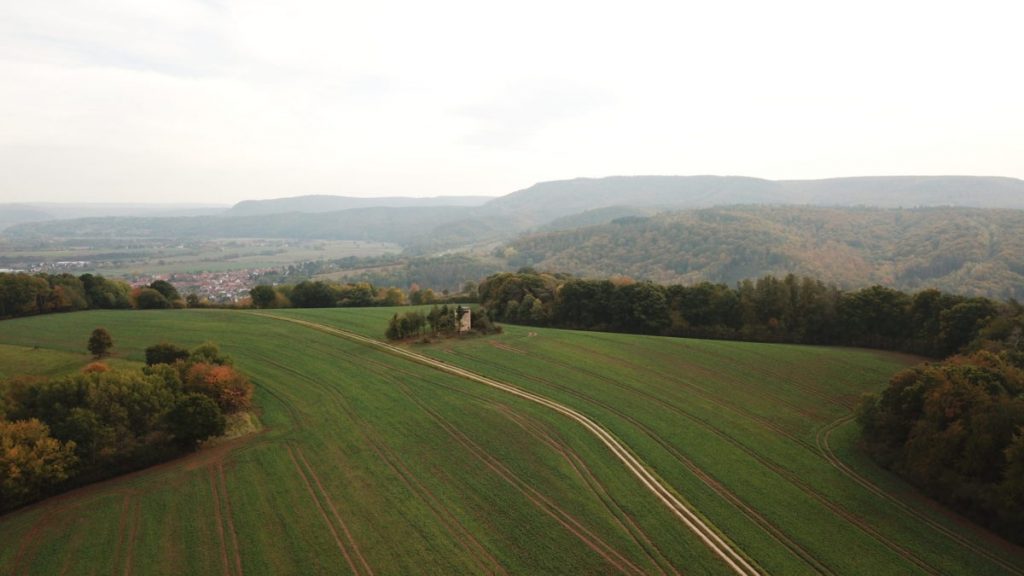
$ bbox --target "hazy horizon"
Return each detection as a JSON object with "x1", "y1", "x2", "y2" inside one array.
[{"x1": 2, "y1": 1, "x2": 1022, "y2": 205}]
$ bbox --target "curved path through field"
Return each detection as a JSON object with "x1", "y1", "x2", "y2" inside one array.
[{"x1": 255, "y1": 313, "x2": 762, "y2": 576}]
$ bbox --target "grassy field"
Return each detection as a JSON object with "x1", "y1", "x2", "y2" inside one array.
[{"x1": 1, "y1": 308, "x2": 1022, "y2": 575}]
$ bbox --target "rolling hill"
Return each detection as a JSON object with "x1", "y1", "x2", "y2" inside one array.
[{"x1": 1, "y1": 308, "x2": 1022, "y2": 574}]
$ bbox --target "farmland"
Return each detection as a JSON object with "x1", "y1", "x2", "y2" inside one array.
[{"x1": 1, "y1": 308, "x2": 1022, "y2": 575}]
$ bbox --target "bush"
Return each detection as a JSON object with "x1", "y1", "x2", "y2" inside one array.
[
  {"x1": 87, "y1": 328, "x2": 113, "y2": 358},
  {"x1": 165, "y1": 394, "x2": 225, "y2": 450},
  {"x1": 145, "y1": 342, "x2": 190, "y2": 366}
]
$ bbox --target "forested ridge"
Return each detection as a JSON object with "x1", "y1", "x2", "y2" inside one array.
[{"x1": 504, "y1": 206, "x2": 1024, "y2": 299}]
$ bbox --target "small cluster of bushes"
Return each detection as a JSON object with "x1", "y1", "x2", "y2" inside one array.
[
  {"x1": 0, "y1": 340, "x2": 253, "y2": 512},
  {"x1": 386, "y1": 305, "x2": 499, "y2": 341}
]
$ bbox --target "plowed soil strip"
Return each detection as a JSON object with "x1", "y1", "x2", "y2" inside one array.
[
  {"x1": 285, "y1": 444, "x2": 361, "y2": 576},
  {"x1": 258, "y1": 313, "x2": 761, "y2": 576}
]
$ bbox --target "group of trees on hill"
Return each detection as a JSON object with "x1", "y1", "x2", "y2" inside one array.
[
  {"x1": 385, "y1": 305, "x2": 498, "y2": 341},
  {"x1": 858, "y1": 350, "x2": 1024, "y2": 542},
  {"x1": 0, "y1": 272, "x2": 132, "y2": 318},
  {"x1": 478, "y1": 270, "x2": 1007, "y2": 358},
  {"x1": 0, "y1": 272, "x2": 203, "y2": 320},
  {"x1": 0, "y1": 338, "x2": 252, "y2": 512}
]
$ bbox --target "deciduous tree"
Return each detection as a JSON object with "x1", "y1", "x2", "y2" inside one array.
[{"x1": 87, "y1": 328, "x2": 113, "y2": 358}]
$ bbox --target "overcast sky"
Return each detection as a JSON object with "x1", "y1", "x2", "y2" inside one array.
[{"x1": 1, "y1": 1, "x2": 1022, "y2": 205}]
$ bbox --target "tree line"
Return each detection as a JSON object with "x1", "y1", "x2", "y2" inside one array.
[
  {"x1": 0, "y1": 272, "x2": 208, "y2": 320},
  {"x1": 248, "y1": 279, "x2": 476, "y2": 309},
  {"x1": 478, "y1": 270, "x2": 1009, "y2": 358},
  {"x1": 0, "y1": 338, "x2": 253, "y2": 512}
]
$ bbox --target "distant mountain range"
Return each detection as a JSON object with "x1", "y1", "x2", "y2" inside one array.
[
  {"x1": 226, "y1": 195, "x2": 492, "y2": 216},
  {"x1": 6, "y1": 175, "x2": 1024, "y2": 242},
  {"x1": 0, "y1": 202, "x2": 228, "y2": 230}
]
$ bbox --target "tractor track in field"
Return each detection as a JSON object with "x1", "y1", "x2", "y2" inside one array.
[
  {"x1": 448, "y1": 346, "x2": 944, "y2": 575},
  {"x1": 263, "y1": 355, "x2": 512, "y2": 575},
  {"x1": 296, "y1": 340, "x2": 675, "y2": 576},
  {"x1": 122, "y1": 493, "x2": 141, "y2": 576},
  {"x1": 285, "y1": 443, "x2": 370, "y2": 576},
  {"x1": 558, "y1": 334, "x2": 844, "y2": 418},
  {"x1": 495, "y1": 405, "x2": 682, "y2": 576},
  {"x1": 217, "y1": 463, "x2": 245, "y2": 576},
  {"x1": 352, "y1": 421, "x2": 510, "y2": 576},
  {"x1": 478, "y1": 336, "x2": 1024, "y2": 573},
  {"x1": 272, "y1": 344, "x2": 652, "y2": 576},
  {"x1": 816, "y1": 415, "x2": 1024, "y2": 576},
  {"x1": 397, "y1": 383, "x2": 651, "y2": 576},
  {"x1": 56, "y1": 515, "x2": 87, "y2": 576},
  {"x1": 9, "y1": 507, "x2": 59, "y2": 576},
  {"x1": 255, "y1": 313, "x2": 763, "y2": 576},
  {"x1": 208, "y1": 466, "x2": 231, "y2": 576},
  {"x1": 330, "y1": 347, "x2": 672, "y2": 575},
  {"x1": 448, "y1": 348, "x2": 836, "y2": 576}
]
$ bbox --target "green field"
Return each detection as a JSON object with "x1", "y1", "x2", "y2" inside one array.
[{"x1": 1, "y1": 308, "x2": 1022, "y2": 575}]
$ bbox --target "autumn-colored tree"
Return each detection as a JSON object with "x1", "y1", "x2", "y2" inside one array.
[
  {"x1": 182, "y1": 363, "x2": 253, "y2": 413},
  {"x1": 87, "y1": 328, "x2": 113, "y2": 358},
  {"x1": 0, "y1": 419, "x2": 78, "y2": 510}
]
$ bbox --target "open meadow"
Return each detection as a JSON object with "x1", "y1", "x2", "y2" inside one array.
[{"x1": 1, "y1": 308, "x2": 1022, "y2": 575}]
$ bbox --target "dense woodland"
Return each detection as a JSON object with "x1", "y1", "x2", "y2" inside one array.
[
  {"x1": 0, "y1": 340, "x2": 253, "y2": 512},
  {"x1": 858, "y1": 351, "x2": 1024, "y2": 542}
]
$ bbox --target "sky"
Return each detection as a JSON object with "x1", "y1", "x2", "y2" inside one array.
[{"x1": 1, "y1": 0, "x2": 1022, "y2": 205}]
